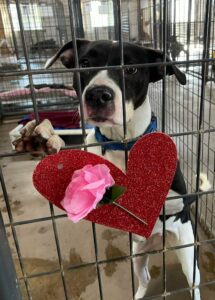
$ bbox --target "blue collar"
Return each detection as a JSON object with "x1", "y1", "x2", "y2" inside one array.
[{"x1": 95, "y1": 115, "x2": 157, "y2": 153}]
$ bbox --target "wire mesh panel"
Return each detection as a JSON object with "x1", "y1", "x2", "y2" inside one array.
[{"x1": 0, "y1": 0, "x2": 215, "y2": 300}]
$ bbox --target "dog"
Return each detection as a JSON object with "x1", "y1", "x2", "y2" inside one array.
[
  {"x1": 168, "y1": 35, "x2": 188, "y2": 61},
  {"x1": 15, "y1": 40, "x2": 210, "y2": 299}
]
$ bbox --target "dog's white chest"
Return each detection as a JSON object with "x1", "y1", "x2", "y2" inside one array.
[{"x1": 86, "y1": 129, "x2": 127, "y2": 171}]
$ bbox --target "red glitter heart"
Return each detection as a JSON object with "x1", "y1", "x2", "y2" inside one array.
[{"x1": 33, "y1": 133, "x2": 177, "y2": 238}]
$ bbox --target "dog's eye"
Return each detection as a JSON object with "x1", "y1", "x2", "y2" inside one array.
[
  {"x1": 80, "y1": 59, "x2": 89, "y2": 68},
  {"x1": 125, "y1": 67, "x2": 138, "y2": 75}
]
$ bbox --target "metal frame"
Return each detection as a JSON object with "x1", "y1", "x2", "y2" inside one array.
[
  {"x1": 0, "y1": 211, "x2": 22, "y2": 300},
  {"x1": 0, "y1": 0, "x2": 215, "y2": 299}
]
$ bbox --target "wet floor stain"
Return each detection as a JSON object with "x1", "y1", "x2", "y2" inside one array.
[
  {"x1": 10, "y1": 199, "x2": 24, "y2": 215},
  {"x1": 16, "y1": 210, "x2": 24, "y2": 216},
  {"x1": 150, "y1": 265, "x2": 161, "y2": 279},
  {"x1": 38, "y1": 226, "x2": 48, "y2": 234},
  {"x1": 1, "y1": 195, "x2": 16, "y2": 213},
  {"x1": 13, "y1": 200, "x2": 21, "y2": 206},
  {"x1": 68, "y1": 248, "x2": 97, "y2": 299},
  {"x1": 15, "y1": 258, "x2": 64, "y2": 300},
  {"x1": 67, "y1": 264, "x2": 97, "y2": 299},
  {"x1": 15, "y1": 254, "x2": 97, "y2": 300},
  {"x1": 202, "y1": 251, "x2": 215, "y2": 274},
  {"x1": 104, "y1": 244, "x2": 127, "y2": 277},
  {"x1": 102, "y1": 229, "x2": 125, "y2": 241},
  {"x1": 201, "y1": 250, "x2": 215, "y2": 290},
  {"x1": 17, "y1": 258, "x2": 58, "y2": 276},
  {"x1": 69, "y1": 248, "x2": 83, "y2": 265},
  {"x1": 103, "y1": 261, "x2": 117, "y2": 278},
  {"x1": 2, "y1": 206, "x2": 7, "y2": 213}
]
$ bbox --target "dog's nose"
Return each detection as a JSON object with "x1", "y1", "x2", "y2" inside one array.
[{"x1": 85, "y1": 86, "x2": 114, "y2": 106}]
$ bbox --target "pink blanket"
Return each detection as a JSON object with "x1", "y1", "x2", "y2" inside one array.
[{"x1": 0, "y1": 87, "x2": 77, "y2": 100}]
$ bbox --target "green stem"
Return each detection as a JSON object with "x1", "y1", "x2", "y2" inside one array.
[{"x1": 113, "y1": 202, "x2": 148, "y2": 226}]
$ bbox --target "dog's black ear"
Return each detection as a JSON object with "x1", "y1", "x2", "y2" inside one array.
[
  {"x1": 44, "y1": 39, "x2": 90, "y2": 69},
  {"x1": 146, "y1": 48, "x2": 186, "y2": 85}
]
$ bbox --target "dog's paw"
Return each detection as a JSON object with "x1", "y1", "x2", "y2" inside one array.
[
  {"x1": 46, "y1": 134, "x2": 65, "y2": 154},
  {"x1": 13, "y1": 119, "x2": 65, "y2": 154},
  {"x1": 134, "y1": 285, "x2": 147, "y2": 299},
  {"x1": 199, "y1": 173, "x2": 211, "y2": 191}
]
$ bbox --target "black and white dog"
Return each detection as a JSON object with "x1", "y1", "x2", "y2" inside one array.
[{"x1": 20, "y1": 40, "x2": 210, "y2": 299}]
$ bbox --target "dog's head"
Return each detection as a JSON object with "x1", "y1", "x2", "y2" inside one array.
[{"x1": 45, "y1": 39, "x2": 186, "y2": 127}]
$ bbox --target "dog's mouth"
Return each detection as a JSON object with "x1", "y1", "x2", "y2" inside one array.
[
  {"x1": 85, "y1": 106, "x2": 116, "y2": 125},
  {"x1": 87, "y1": 115, "x2": 117, "y2": 125},
  {"x1": 90, "y1": 116, "x2": 108, "y2": 122}
]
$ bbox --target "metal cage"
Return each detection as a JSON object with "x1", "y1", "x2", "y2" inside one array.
[{"x1": 0, "y1": 0, "x2": 215, "y2": 299}]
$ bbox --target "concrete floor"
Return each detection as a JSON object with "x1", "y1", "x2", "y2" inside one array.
[{"x1": 0, "y1": 119, "x2": 215, "y2": 300}]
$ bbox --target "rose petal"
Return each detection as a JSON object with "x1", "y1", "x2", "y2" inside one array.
[
  {"x1": 62, "y1": 191, "x2": 95, "y2": 214},
  {"x1": 84, "y1": 170, "x2": 99, "y2": 183},
  {"x1": 64, "y1": 176, "x2": 86, "y2": 196},
  {"x1": 67, "y1": 206, "x2": 92, "y2": 223},
  {"x1": 60, "y1": 163, "x2": 115, "y2": 222},
  {"x1": 81, "y1": 179, "x2": 105, "y2": 190}
]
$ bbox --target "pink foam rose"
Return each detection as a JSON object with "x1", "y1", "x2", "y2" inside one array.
[{"x1": 60, "y1": 164, "x2": 115, "y2": 223}]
